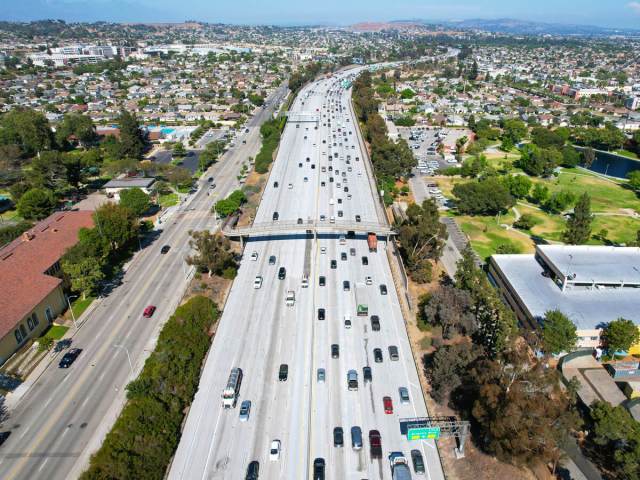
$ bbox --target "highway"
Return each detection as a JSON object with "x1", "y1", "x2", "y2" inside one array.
[
  {"x1": 0, "y1": 84, "x2": 288, "y2": 480},
  {"x1": 170, "y1": 70, "x2": 444, "y2": 480}
]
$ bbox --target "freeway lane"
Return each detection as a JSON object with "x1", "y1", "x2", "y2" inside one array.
[
  {"x1": 0, "y1": 85, "x2": 288, "y2": 480},
  {"x1": 170, "y1": 70, "x2": 445, "y2": 480}
]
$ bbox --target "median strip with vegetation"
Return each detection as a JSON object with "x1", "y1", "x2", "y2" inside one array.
[{"x1": 81, "y1": 295, "x2": 219, "y2": 480}]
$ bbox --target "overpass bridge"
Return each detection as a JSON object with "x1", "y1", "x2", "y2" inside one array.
[
  {"x1": 221, "y1": 219, "x2": 395, "y2": 243},
  {"x1": 285, "y1": 112, "x2": 320, "y2": 123}
]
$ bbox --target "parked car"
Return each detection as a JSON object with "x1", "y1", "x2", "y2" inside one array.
[
  {"x1": 143, "y1": 305, "x2": 156, "y2": 318},
  {"x1": 59, "y1": 348, "x2": 82, "y2": 368}
]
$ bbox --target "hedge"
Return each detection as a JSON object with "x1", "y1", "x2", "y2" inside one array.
[
  {"x1": 255, "y1": 117, "x2": 286, "y2": 174},
  {"x1": 81, "y1": 296, "x2": 219, "y2": 480}
]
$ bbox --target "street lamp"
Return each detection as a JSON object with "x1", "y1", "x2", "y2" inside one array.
[
  {"x1": 113, "y1": 344, "x2": 133, "y2": 377},
  {"x1": 66, "y1": 294, "x2": 79, "y2": 329}
]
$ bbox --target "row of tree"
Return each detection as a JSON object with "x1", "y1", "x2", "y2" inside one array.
[{"x1": 255, "y1": 117, "x2": 285, "y2": 174}]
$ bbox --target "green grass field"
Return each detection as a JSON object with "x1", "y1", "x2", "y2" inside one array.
[
  {"x1": 71, "y1": 296, "x2": 95, "y2": 319},
  {"x1": 159, "y1": 193, "x2": 179, "y2": 207},
  {"x1": 44, "y1": 325, "x2": 69, "y2": 340}
]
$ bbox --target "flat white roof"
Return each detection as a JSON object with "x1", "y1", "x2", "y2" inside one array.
[{"x1": 538, "y1": 245, "x2": 640, "y2": 286}]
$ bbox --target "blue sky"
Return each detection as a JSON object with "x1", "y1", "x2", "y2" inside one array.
[{"x1": 3, "y1": 0, "x2": 640, "y2": 28}]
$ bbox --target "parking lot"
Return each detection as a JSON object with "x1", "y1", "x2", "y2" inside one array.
[{"x1": 397, "y1": 126, "x2": 471, "y2": 175}]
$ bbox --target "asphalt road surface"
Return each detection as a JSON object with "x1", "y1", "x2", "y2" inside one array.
[
  {"x1": 169, "y1": 70, "x2": 444, "y2": 480},
  {"x1": 0, "y1": 85, "x2": 288, "y2": 480}
]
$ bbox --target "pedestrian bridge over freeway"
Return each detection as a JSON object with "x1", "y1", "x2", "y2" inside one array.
[{"x1": 221, "y1": 220, "x2": 395, "y2": 240}]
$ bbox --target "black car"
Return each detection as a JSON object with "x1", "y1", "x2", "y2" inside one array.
[
  {"x1": 373, "y1": 348, "x2": 383, "y2": 363},
  {"x1": 319, "y1": 275, "x2": 326, "y2": 286},
  {"x1": 363, "y1": 366, "x2": 372, "y2": 383},
  {"x1": 411, "y1": 449, "x2": 425, "y2": 474},
  {"x1": 370, "y1": 315, "x2": 380, "y2": 332},
  {"x1": 297, "y1": 218, "x2": 303, "y2": 224},
  {"x1": 245, "y1": 460, "x2": 259, "y2": 480},
  {"x1": 318, "y1": 308, "x2": 326, "y2": 321},
  {"x1": 279, "y1": 364, "x2": 288, "y2": 381},
  {"x1": 379, "y1": 284, "x2": 388, "y2": 295},
  {"x1": 269, "y1": 255, "x2": 276, "y2": 265},
  {"x1": 331, "y1": 344, "x2": 339, "y2": 358},
  {"x1": 272, "y1": 212, "x2": 279, "y2": 221},
  {"x1": 59, "y1": 348, "x2": 82, "y2": 368},
  {"x1": 343, "y1": 280, "x2": 350, "y2": 291},
  {"x1": 160, "y1": 245, "x2": 171, "y2": 254},
  {"x1": 330, "y1": 260, "x2": 337, "y2": 269},
  {"x1": 207, "y1": 177, "x2": 214, "y2": 183},
  {"x1": 340, "y1": 252, "x2": 347, "y2": 261},
  {"x1": 273, "y1": 181, "x2": 279, "y2": 188},
  {"x1": 355, "y1": 215, "x2": 361, "y2": 222},
  {"x1": 361, "y1": 256, "x2": 368, "y2": 266},
  {"x1": 333, "y1": 427, "x2": 344, "y2": 447},
  {"x1": 313, "y1": 458, "x2": 325, "y2": 480},
  {"x1": 278, "y1": 267, "x2": 286, "y2": 280}
]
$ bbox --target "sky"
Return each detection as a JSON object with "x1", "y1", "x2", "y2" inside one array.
[{"x1": 2, "y1": 0, "x2": 640, "y2": 29}]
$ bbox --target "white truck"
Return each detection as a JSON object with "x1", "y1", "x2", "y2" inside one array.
[
  {"x1": 286, "y1": 290, "x2": 296, "y2": 306},
  {"x1": 222, "y1": 367, "x2": 243, "y2": 409},
  {"x1": 389, "y1": 452, "x2": 412, "y2": 480}
]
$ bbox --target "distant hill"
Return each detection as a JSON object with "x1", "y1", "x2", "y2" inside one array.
[{"x1": 391, "y1": 18, "x2": 640, "y2": 36}]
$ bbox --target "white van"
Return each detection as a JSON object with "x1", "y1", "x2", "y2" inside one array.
[
  {"x1": 301, "y1": 275, "x2": 309, "y2": 288},
  {"x1": 285, "y1": 291, "x2": 295, "y2": 306}
]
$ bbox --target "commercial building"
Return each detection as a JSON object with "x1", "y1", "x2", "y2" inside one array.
[
  {"x1": 0, "y1": 211, "x2": 94, "y2": 365},
  {"x1": 489, "y1": 245, "x2": 640, "y2": 351}
]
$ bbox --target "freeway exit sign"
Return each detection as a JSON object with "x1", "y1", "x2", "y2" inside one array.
[{"x1": 407, "y1": 426, "x2": 441, "y2": 440}]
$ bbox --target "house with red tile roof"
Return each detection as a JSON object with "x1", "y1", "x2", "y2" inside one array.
[{"x1": 0, "y1": 211, "x2": 93, "y2": 365}]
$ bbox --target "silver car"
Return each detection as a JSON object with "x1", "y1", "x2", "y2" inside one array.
[
  {"x1": 317, "y1": 368, "x2": 326, "y2": 383},
  {"x1": 239, "y1": 400, "x2": 251, "y2": 421},
  {"x1": 399, "y1": 387, "x2": 410, "y2": 404}
]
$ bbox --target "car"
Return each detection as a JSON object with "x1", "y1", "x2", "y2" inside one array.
[
  {"x1": 361, "y1": 256, "x2": 368, "y2": 265},
  {"x1": 411, "y1": 449, "x2": 426, "y2": 474},
  {"x1": 269, "y1": 440, "x2": 281, "y2": 461},
  {"x1": 272, "y1": 212, "x2": 279, "y2": 221},
  {"x1": 0, "y1": 431, "x2": 11, "y2": 447},
  {"x1": 278, "y1": 267, "x2": 286, "y2": 280},
  {"x1": 320, "y1": 247, "x2": 327, "y2": 254},
  {"x1": 313, "y1": 458, "x2": 325, "y2": 480},
  {"x1": 207, "y1": 177, "x2": 214, "y2": 183},
  {"x1": 239, "y1": 400, "x2": 252, "y2": 421},
  {"x1": 320, "y1": 215, "x2": 326, "y2": 222},
  {"x1": 383, "y1": 396, "x2": 393, "y2": 414},
  {"x1": 389, "y1": 345, "x2": 399, "y2": 361},
  {"x1": 279, "y1": 364, "x2": 288, "y2": 381},
  {"x1": 331, "y1": 344, "x2": 339, "y2": 358},
  {"x1": 369, "y1": 430, "x2": 382, "y2": 459},
  {"x1": 143, "y1": 305, "x2": 156, "y2": 318},
  {"x1": 253, "y1": 276, "x2": 263, "y2": 289},
  {"x1": 318, "y1": 308, "x2": 325, "y2": 321},
  {"x1": 350, "y1": 248, "x2": 356, "y2": 256},
  {"x1": 379, "y1": 284, "x2": 388, "y2": 295},
  {"x1": 340, "y1": 252, "x2": 347, "y2": 261},
  {"x1": 351, "y1": 426, "x2": 363, "y2": 450},
  {"x1": 344, "y1": 315, "x2": 352, "y2": 328},
  {"x1": 363, "y1": 366, "x2": 372, "y2": 383},
  {"x1": 160, "y1": 245, "x2": 171, "y2": 254},
  {"x1": 298, "y1": 163, "x2": 302, "y2": 168},
  {"x1": 250, "y1": 251, "x2": 259, "y2": 261},
  {"x1": 365, "y1": 276, "x2": 373, "y2": 285},
  {"x1": 370, "y1": 315, "x2": 380, "y2": 331},
  {"x1": 317, "y1": 368, "x2": 326, "y2": 382},
  {"x1": 373, "y1": 348, "x2": 383, "y2": 363},
  {"x1": 330, "y1": 260, "x2": 337, "y2": 269},
  {"x1": 58, "y1": 348, "x2": 82, "y2": 368},
  {"x1": 273, "y1": 181, "x2": 279, "y2": 188},
  {"x1": 399, "y1": 387, "x2": 410, "y2": 404},
  {"x1": 319, "y1": 275, "x2": 326, "y2": 286},
  {"x1": 333, "y1": 427, "x2": 344, "y2": 447},
  {"x1": 304, "y1": 176, "x2": 308, "y2": 182},
  {"x1": 288, "y1": 183, "x2": 293, "y2": 189},
  {"x1": 269, "y1": 255, "x2": 276, "y2": 265},
  {"x1": 245, "y1": 460, "x2": 259, "y2": 480},
  {"x1": 297, "y1": 218, "x2": 303, "y2": 224}
]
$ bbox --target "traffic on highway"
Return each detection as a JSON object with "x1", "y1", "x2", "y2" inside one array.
[{"x1": 169, "y1": 68, "x2": 444, "y2": 480}]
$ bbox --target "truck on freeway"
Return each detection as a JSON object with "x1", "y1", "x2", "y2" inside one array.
[
  {"x1": 355, "y1": 282, "x2": 368, "y2": 316},
  {"x1": 367, "y1": 233, "x2": 378, "y2": 252},
  {"x1": 389, "y1": 452, "x2": 412, "y2": 480},
  {"x1": 222, "y1": 367, "x2": 243, "y2": 409}
]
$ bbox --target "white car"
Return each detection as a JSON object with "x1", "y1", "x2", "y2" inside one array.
[
  {"x1": 344, "y1": 315, "x2": 352, "y2": 329},
  {"x1": 269, "y1": 440, "x2": 281, "y2": 461},
  {"x1": 253, "y1": 276, "x2": 263, "y2": 289},
  {"x1": 365, "y1": 276, "x2": 373, "y2": 285},
  {"x1": 250, "y1": 251, "x2": 259, "y2": 261},
  {"x1": 288, "y1": 183, "x2": 293, "y2": 189},
  {"x1": 320, "y1": 247, "x2": 327, "y2": 254}
]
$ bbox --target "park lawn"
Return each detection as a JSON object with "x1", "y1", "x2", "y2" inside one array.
[
  {"x1": 159, "y1": 193, "x2": 179, "y2": 207},
  {"x1": 530, "y1": 170, "x2": 640, "y2": 213},
  {"x1": 457, "y1": 213, "x2": 535, "y2": 260},
  {"x1": 44, "y1": 324, "x2": 69, "y2": 341},
  {"x1": 614, "y1": 149, "x2": 640, "y2": 160},
  {"x1": 591, "y1": 215, "x2": 640, "y2": 246},
  {"x1": 514, "y1": 203, "x2": 566, "y2": 242}
]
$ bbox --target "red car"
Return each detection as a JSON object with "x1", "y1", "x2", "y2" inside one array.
[
  {"x1": 383, "y1": 396, "x2": 393, "y2": 414},
  {"x1": 143, "y1": 305, "x2": 156, "y2": 318}
]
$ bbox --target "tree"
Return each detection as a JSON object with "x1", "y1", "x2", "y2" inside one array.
[
  {"x1": 501, "y1": 119, "x2": 527, "y2": 144},
  {"x1": 563, "y1": 192, "x2": 593, "y2": 244},
  {"x1": 453, "y1": 177, "x2": 514, "y2": 215},
  {"x1": 117, "y1": 110, "x2": 145, "y2": 159},
  {"x1": 589, "y1": 401, "x2": 640, "y2": 480},
  {"x1": 530, "y1": 183, "x2": 549, "y2": 204},
  {"x1": 513, "y1": 213, "x2": 536, "y2": 230},
  {"x1": 172, "y1": 142, "x2": 186, "y2": 157},
  {"x1": 425, "y1": 342, "x2": 479, "y2": 404},
  {"x1": 199, "y1": 140, "x2": 224, "y2": 170},
  {"x1": 627, "y1": 170, "x2": 640, "y2": 194},
  {"x1": 516, "y1": 144, "x2": 561, "y2": 177},
  {"x1": 603, "y1": 318, "x2": 640, "y2": 353},
  {"x1": 17, "y1": 188, "x2": 56, "y2": 220},
  {"x1": 583, "y1": 147, "x2": 596, "y2": 168},
  {"x1": 0, "y1": 108, "x2": 54, "y2": 157},
  {"x1": 28, "y1": 150, "x2": 66, "y2": 191},
  {"x1": 61, "y1": 255, "x2": 105, "y2": 299},
  {"x1": 214, "y1": 189, "x2": 246, "y2": 217},
  {"x1": 93, "y1": 203, "x2": 138, "y2": 252},
  {"x1": 119, "y1": 188, "x2": 151, "y2": 217},
  {"x1": 186, "y1": 231, "x2": 236, "y2": 276},
  {"x1": 423, "y1": 285, "x2": 476, "y2": 338},
  {"x1": 56, "y1": 113, "x2": 97, "y2": 147},
  {"x1": 545, "y1": 190, "x2": 575, "y2": 213},
  {"x1": 542, "y1": 310, "x2": 577, "y2": 355},
  {"x1": 501, "y1": 175, "x2": 532, "y2": 199},
  {"x1": 166, "y1": 166, "x2": 192, "y2": 188},
  {"x1": 531, "y1": 127, "x2": 565, "y2": 149}
]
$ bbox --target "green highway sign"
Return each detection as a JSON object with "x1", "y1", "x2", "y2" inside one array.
[{"x1": 407, "y1": 426, "x2": 441, "y2": 440}]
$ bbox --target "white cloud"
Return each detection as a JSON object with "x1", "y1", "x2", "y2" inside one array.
[{"x1": 628, "y1": 2, "x2": 640, "y2": 14}]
